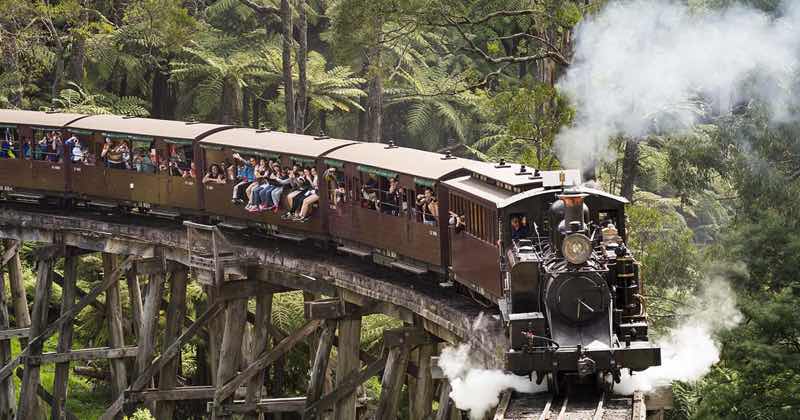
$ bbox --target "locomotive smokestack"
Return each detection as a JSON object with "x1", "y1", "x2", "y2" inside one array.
[{"x1": 558, "y1": 192, "x2": 588, "y2": 231}]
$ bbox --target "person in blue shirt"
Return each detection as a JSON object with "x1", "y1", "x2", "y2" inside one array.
[
  {"x1": 510, "y1": 216, "x2": 530, "y2": 240},
  {"x1": 231, "y1": 153, "x2": 256, "y2": 204}
]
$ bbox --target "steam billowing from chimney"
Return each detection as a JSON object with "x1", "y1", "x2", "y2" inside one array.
[{"x1": 556, "y1": 0, "x2": 800, "y2": 169}]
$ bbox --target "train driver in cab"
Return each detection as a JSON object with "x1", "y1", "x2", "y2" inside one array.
[{"x1": 510, "y1": 216, "x2": 530, "y2": 241}]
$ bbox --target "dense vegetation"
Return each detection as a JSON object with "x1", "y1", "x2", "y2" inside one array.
[{"x1": 1, "y1": 0, "x2": 798, "y2": 419}]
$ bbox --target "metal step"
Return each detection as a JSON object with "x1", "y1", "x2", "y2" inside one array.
[
  {"x1": 336, "y1": 246, "x2": 371, "y2": 258},
  {"x1": 390, "y1": 261, "x2": 428, "y2": 275},
  {"x1": 272, "y1": 232, "x2": 307, "y2": 242}
]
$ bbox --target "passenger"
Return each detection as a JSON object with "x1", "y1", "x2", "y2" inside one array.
[
  {"x1": 284, "y1": 168, "x2": 310, "y2": 218},
  {"x1": 203, "y1": 164, "x2": 226, "y2": 184},
  {"x1": 231, "y1": 153, "x2": 256, "y2": 204},
  {"x1": 182, "y1": 161, "x2": 197, "y2": 179},
  {"x1": 381, "y1": 177, "x2": 402, "y2": 215},
  {"x1": 100, "y1": 138, "x2": 111, "y2": 165},
  {"x1": 166, "y1": 160, "x2": 183, "y2": 176},
  {"x1": 22, "y1": 138, "x2": 30, "y2": 159},
  {"x1": 361, "y1": 175, "x2": 379, "y2": 209},
  {"x1": 245, "y1": 159, "x2": 270, "y2": 203},
  {"x1": 510, "y1": 216, "x2": 530, "y2": 240},
  {"x1": 265, "y1": 167, "x2": 292, "y2": 212},
  {"x1": 295, "y1": 168, "x2": 320, "y2": 222},
  {"x1": 134, "y1": 149, "x2": 155, "y2": 173},
  {"x1": 49, "y1": 133, "x2": 64, "y2": 163},
  {"x1": 417, "y1": 188, "x2": 437, "y2": 225},
  {"x1": 246, "y1": 173, "x2": 271, "y2": 211},
  {"x1": 449, "y1": 211, "x2": 466, "y2": 233},
  {"x1": 106, "y1": 141, "x2": 126, "y2": 169},
  {"x1": 70, "y1": 138, "x2": 84, "y2": 163},
  {"x1": 36, "y1": 134, "x2": 48, "y2": 160},
  {"x1": 0, "y1": 138, "x2": 14, "y2": 159},
  {"x1": 284, "y1": 168, "x2": 313, "y2": 219},
  {"x1": 64, "y1": 133, "x2": 78, "y2": 159}
]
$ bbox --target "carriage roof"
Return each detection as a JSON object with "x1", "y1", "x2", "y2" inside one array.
[
  {"x1": 66, "y1": 114, "x2": 228, "y2": 140},
  {"x1": 199, "y1": 128, "x2": 357, "y2": 158},
  {"x1": 0, "y1": 109, "x2": 86, "y2": 128}
]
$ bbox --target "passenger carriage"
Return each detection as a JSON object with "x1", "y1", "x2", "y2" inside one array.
[{"x1": 0, "y1": 110, "x2": 86, "y2": 200}]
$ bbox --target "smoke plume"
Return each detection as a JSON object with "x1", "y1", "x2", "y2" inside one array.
[
  {"x1": 437, "y1": 314, "x2": 546, "y2": 419},
  {"x1": 615, "y1": 277, "x2": 742, "y2": 395},
  {"x1": 556, "y1": 0, "x2": 800, "y2": 168},
  {"x1": 439, "y1": 344, "x2": 546, "y2": 420}
]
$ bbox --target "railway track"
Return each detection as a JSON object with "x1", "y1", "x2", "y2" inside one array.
[{"x1": 495, "y1": 390, "x2": 647, "y2": 420}]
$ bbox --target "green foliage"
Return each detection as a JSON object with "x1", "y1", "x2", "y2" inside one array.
[
  {"x1": 125, "y1": 408, "x2": 156, "y2": 420},
  {"x1": 51, "y1": 82, "x2": 150, "y2": 116},
  {"x1": 471, "y1": 80, "x2": 573, "y2": 168}
]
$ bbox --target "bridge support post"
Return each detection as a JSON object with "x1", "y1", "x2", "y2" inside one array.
[
  {"x1": 136, "y1": 270, "x2": 166, "y2": 414},
  {"x1": 5, "y1": 240, "x2": 31, "y2": 347},
  {"x1": 18, "y1": 257, "x2": 53, "y2": 420},
  {"x1": 52, "y1": 249, "x2": 78, "y2": 420},
  {"x1": 156, "y1": 267, "x2": 188, "y2": 420},
  {"x1": 244, "y1": 289, "x2": 273, "y2": 420},
  {"x1": 103, "y1": 253, "x2": 129, "y2": 411},
  {"x1": 304, "y1": 319, "x2": 335, "y2": 420},
  {"x1": 213, "y1": 283, "x2": 249, "y2": 420},
  {"x1": 375, "y1": 343, "x2": 411, "y2": 420},
  {"x1": 411, "y1": 342, "x2": 436, "y2": 419},
  {"x1": 334, "y1": 312, "x2": 362, "y2": 420},
  {"x1": 0, "y1": 240, "x2": 17, "y2": 418}
]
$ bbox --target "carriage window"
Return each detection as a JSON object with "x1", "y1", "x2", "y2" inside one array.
[
  {"x1": 450, "y1": 194, "x2": 492, "y2": 242},
  {"x1": 509, "y1": 213, "x2": 531, "y2": 241},
  {"x1": 0, "y1": 127, "x2": 22, "y2": 159},
  {"x1": 165, "y1": 143, "x2": 195, "y2": 178},
  {"x1": 33, "y1": 129, "x2": 65, "y2": 163}
]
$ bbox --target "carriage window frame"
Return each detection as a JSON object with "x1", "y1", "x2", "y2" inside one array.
[{"x1": 0, "y1": 125, "x2": 23, "y2": 160}]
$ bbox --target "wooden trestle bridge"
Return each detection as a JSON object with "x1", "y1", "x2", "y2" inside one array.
[
  {"x1": 0, "y1": 204, "x2": 507, "y2": 420},
  {"x1": 0, "y1": 205, "x2": 662, "y2": 420}
]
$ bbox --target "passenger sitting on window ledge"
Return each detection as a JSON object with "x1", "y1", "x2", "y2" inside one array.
[
  {"x1": 203, "y1": 164, "x2": 226, "y2": 184},
  {"x1": 284, "y1": 168, "x2": 312, "y2": 219},
  {"x1": 510, "y1": 216, "x2": 530, "y2": 240},
  {"x1": 294, "y1": 168, "x2": 320, "y2": 222},
  {"x1": 231, "y1": 153, "x2": 256, "y2": 204}
]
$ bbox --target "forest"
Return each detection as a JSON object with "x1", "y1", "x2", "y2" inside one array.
[{"x1": 0, "y1": 0, "x2": 799, "y2": 419}]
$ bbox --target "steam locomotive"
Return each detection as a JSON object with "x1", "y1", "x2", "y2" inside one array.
[{"x1": 503, "y1": 189, "x2": 660, "y2": 394}]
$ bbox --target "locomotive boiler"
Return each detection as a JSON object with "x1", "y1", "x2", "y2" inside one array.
[{"x1": 503, "y1": 189, "x2": 660, "y2": 394}]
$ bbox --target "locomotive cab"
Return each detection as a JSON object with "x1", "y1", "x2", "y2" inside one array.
[{"x1": 501, "y1": 185, "x2": 660, "y2": 394}]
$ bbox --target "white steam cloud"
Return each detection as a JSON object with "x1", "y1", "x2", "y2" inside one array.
[
  {"x1": 439, "y1": 344, "x2": 546, "y2": 420},
  {"x1": 615, "y1": 277, "x2": 742, "y2": 395},
  {"x1": 556, "y1": 0, "x2": 800, "y2": 168}
]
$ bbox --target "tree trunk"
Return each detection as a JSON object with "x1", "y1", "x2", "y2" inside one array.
[
  {"x1": 151, "y1": 65, "x2": 169, "y2": 119},
  {"x1": 366, "y1": 44, "x2": 383, "y2": 142},
  {"x1": 356, "y1": 95, "x2": 368, "y2": 141},
  {"x1": 68, "y1": 35, "x2": 86, "y2": 84},
  {"x1": 366, "y1": 67, "x2": 383, "y2": 142},
  {"x1": 253, "y1": 96, "x2": 261, "y2": 129},
  {"x1": 220, "y1": 78, "x2": 241, "y2": 125},
  {"x1": 51, "y1": 47, "x2": 66, "y2": 100},
  {"x1": 620, "y1": 138, "x2": 640, "y2": 201},
  {"x1": 242, "y1": 88, "x2": 250, "y2": 127},
  {"x1": 296, "y1": 0, "x2": 308, "y2": 133},
  {"x1": 281, "y1": 0, "x2": 296, "y2": 133}
]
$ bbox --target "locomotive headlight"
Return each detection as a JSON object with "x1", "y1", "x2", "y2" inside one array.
[{"x1": 562, "y1": 233, "x2": 592, "y2": 264}]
